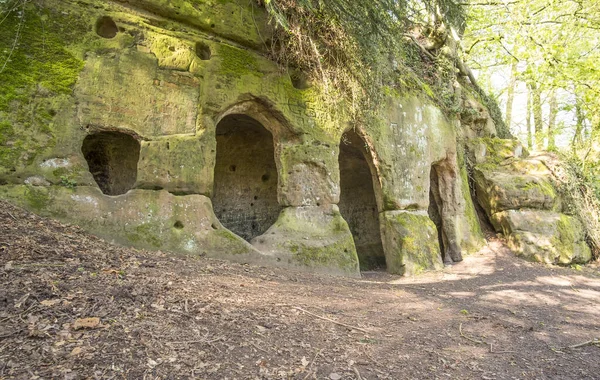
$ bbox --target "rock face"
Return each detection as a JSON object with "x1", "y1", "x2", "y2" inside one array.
[
  {"x1": 3, "y1": 0, "x2": 589, "y2": 277},
  {"x1": 471, "y1": 138, "x2": 592, "y2": 264}
]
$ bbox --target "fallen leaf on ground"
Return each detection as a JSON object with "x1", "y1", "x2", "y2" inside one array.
[
  {"x1": 73, "y1": 317, "x2": 100, "y2": 330},
  {"x1": 40, "y1": 299, "x2": 62, "y2": 307}
]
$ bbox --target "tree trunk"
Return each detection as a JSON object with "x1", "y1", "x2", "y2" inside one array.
[
  {"x1": 530, "y1": 82, "x2": 543, "y2": 150},
  {"x1": 573, "y1": 96, "x2": 584, "y2": 150},
  {"x1": 526, "y1": 83, "x2": 533, "y2": 149},
  {"x1": 505, "y1": 59, "x2": 517, "y2": 131},
  {"x1": 548, "y1": 89, "x2": 557, "y2": 150}
]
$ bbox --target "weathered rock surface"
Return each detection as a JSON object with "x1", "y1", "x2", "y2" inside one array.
[
  {"x1": 250, "y1": 205, "x2": 360, "y2": 277},
  {"x1": 471, "y1": 138, "x2": 591, "y2": 265},
  {"x1": 0, "y1": 186, "x2": 260, "y2": 260},
  {"x1": 135, "y1": 135, "x2": 214, "y2": 195},
  {"x1": 380, "y1": 210, "x2": 444, "y2": 275},
  {"x1": 493, "y1": 210, "x2": 591, "y2": 264},
  {"x1": 473, "y1": 168, "x2": 560, "y2": 214}
]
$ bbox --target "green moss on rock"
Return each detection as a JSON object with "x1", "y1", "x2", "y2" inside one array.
[
  {"x1": 127, "y1": 223, "x2": 163, "y2": 248},
  {"x1": 380, "y1": 210, "x2": 443, "y2": 275},
  {"x1": 24, "y1": 186, "x2": 51, "y2": 211},
  {"x1": 0, "y1": 4, "x2": 86, "y2": 174},
  {"x1": 217, "y1": 44, "x2": 262, "y2": 78}
]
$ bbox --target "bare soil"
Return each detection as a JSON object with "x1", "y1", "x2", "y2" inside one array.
[{"x1": 1, "y1": 200, "x2": 599, "y2": 380}]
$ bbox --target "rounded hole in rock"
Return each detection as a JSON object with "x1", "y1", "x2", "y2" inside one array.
[
  {"x1": 211, "y1": 223, "x2": 218, "y2": 230},
  {"x1": 213, "y1": 114, "x2": 282, "y2": 242},
  {"x1": 338, "y1": 130, "x2": 386, "y2": 271},
  {"x1": 261, "y1": 173, "x2": 270, "y2": 182},
  {"x1": 81, "y1": 131, "x2": 140, "y2": 196},
  {"x1": 95, "y1": 16, "x2": 118, "y2": 39},
  {"x1": 290, "y1": 71, "x2": 311, "y2": 90},
  {"x1": 174, "y1": 221, "x2": 184, "y2": 229},
  {"x1": 195, "y1": 42, "x2": 211, "y2": 60}
]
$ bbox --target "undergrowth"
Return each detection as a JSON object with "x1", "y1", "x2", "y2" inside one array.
[
  {"x1": 545, "y1": 154, "x2": 600, "y2": 261},
  {"x1": 256, "y1": 0, "x2": 474, "y2": 128}
]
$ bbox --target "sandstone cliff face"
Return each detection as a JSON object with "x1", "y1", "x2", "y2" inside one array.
[{"x1": 0, "y1": 0, "x2": 587, "y2": 276}]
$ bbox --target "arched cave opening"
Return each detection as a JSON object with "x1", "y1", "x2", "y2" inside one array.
[
  {"x1": 338, "y1": 130, "x2": 386, "y2": 270},
  {"x1": 95, "y1": 16, "x2": 118, "y2": 39},
  {"x1": 212, "y1": 114, "x2": 281, "y2": 241},
  {"x1": 428, "y1": 165, "x2": 447, "y2": 263},
  {"x1": 81, "y1": 131, "x2": 140, "y2": 196}
]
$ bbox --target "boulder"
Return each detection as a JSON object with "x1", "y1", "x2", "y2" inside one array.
[
  {"x1": 492, "y1": 209, "x2": 591, "y2": 264},
  {"x1": 474, "y1": 168, "x2": 560, "y2": 215}
]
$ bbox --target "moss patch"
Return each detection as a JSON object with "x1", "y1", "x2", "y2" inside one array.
[
  {"x1": 24, "y1": 186, "x2": 51, "y2": 211},
  {"x1": 0, "y1": 3, "x2": 86, "y2": 173},
  {"x1": 289, "y1": 239, "x2": 358, "y2": 273},
  {"x1": 217, "y1": 44, "x2": 262, "y2": 78},
  {"x1": 127, "y1": 223, "x2": 163, "y2": 248},
  {"x1": 381, "y1": 211, "x2": 443, "y2": 275}
]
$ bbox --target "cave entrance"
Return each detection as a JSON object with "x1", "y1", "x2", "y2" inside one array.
[
  {"x1": 213, "y1": 114, "x2": 281, "y2": 241},
  {"x1": 338, "y1": 130, "x2": 386, "y2": 270},
  {"x1": 428, "y1": 165, "x2": 447, "y2": 263},
  {"x1": 81, "y1": 131, "x2": 140, "y2": 196}
]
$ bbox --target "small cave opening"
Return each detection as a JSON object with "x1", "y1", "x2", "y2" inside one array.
[
  {"x1": 212, "y1": 114, "x2": 281, "y2": 241},
  {"x1": 195, "y1": 42, "x2": 212, "y2": 60},
  {"x1": 81, "y1": 131, "x2": 140, "y2": 196},
  {"x1": 428, "y1": 165, "x2": 447, "y2": 263},
  {"x1": 290, "y1": 71, "x2": 311, "y2": 90},
  {"x1": 338, "y1": 130, "x2": 386, "y2": 271},
  {"x1": 95, "y1": 16, "x2": 118, "y2": 39}
]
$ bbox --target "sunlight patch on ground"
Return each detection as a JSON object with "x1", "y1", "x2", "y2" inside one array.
[
  {"x1": 447, "y1": 291, "x2": 477, "y2": 298},
  {"x1": 481, "y1": 289, "x2": 562, "y2": 307},
  {"x1": 535, "y1": 276, "x2": 576, "y2": 287}
]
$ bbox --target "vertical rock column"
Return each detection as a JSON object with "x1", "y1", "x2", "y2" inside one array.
[
  {"x1": 250, "y1": 140, "x2": 360, "y2": 277},
  {"x1": 375, "y1": 97, "x2": 484, "y2": 275}
]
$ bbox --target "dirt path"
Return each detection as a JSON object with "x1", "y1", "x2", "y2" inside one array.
[{"x1": 1, "y1": 200, "x2": 599, "y2": 379}]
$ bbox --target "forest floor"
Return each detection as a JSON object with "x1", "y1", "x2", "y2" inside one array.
[{"x1": 1, "y1": 200, "x2": 600, "y2": 380}]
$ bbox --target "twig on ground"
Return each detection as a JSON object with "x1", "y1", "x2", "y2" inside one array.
[
  {"x1": 302, "y1": 348, "x2": 323, "y2": 380},
  {"x1": 294, "y1": 307, "x2": 369, "y2": 334},
  {"x1": 362, "y1": 348, "x2": 383, "y2": 366},
  {"x1": 0, "y1": 329, "x2": 22, "y2": 339},
  {"x1": 459, "y1": 323, "x2": 485, "y2": 345},
  {"x1": 489, "y1": 342, "x2": 515, "y2": 354},
  {"x1": 459, "y1": 324, "x2": 514, "y2": 353},
  {"x1": 567, "y1": 338, "x2": 600, "y2": 349},
  {"x1": 168, "y1": 336, "x2": 223, "y2": 345},
  {"x1": 352, "y1": 366, "x2": 363, "y2": 380},
  {"x1": 250, "y1": 341, "x2": 270, "y2": 354}
]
